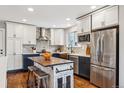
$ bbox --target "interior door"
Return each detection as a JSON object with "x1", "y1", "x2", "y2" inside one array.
[
  {"x1": 102, "y1": 67, "x2": 116, "y2": 88},
  {"x1": 0, "y1": 56, "x2": 7, "y2": 88},
  {"x1": 91, "y1": 31, "x2": 101, "y2": 65},
  {"x1": 100, "y1": 29, "x2": 116, "y2": 68},
  {"x1": 0, "y1": 28, "x2": 5, "y2": 57},
  {"x1": 90, "y1": 65, "x2": 103, "y2": 87}
]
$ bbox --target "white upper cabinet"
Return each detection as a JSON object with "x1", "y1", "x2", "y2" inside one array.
[
  {"x1": 104, "y1": 6, "x2": 118, "y2": 26},
  {"x1": 77, "y1": 15, "x2": 91, "y2": 33},
  {"x1": 92, "y1": 10, "x2": 105, "y2": 29},
  {"x1": 6, "y1": 22, "x2": 36, "y2": 45},
  {"x1": 92, "y1": 6, "x2": 118, "y2": 30},
  {"x1": 6, "y1": 22, "x2": 15, "y2": 38},
  {"x1": 23, "y1": 25, "x2": 36, "y2": 45},
  {"x1": 14, "y1": 24, "x2": 24, "y2": 38},
  {"x1": 6, "y1": 22, "x2": 23, "y2": 38},
  {"x1": 50, "y1": 29, "x2": 65, "y2": 45}
]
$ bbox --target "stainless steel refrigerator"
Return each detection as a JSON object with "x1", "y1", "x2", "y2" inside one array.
[{"x1": 90, "y1": 27, "x2": 119, "y2": 88}]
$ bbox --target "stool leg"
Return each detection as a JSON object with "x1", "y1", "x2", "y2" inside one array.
[
  {"x1": 42, "y1": 78, "x2": 47, "y2": 88},
  {"x1": 27, "y1": 71, "x2": 30, "y2": 88},
  {"x1": 37, "y1": 78, "x2": 41, "y2": 88},
  {"x1": 45, "y1": 77, "x2": 49, "y2": 88}
]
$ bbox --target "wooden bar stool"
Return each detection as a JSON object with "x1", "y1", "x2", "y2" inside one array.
[
  {"x1": 33, "y1": 68, "x2": 49, "y2": 88},
  {"x1": 27, "y1": 66, "x2": 37, "y2": 88}
]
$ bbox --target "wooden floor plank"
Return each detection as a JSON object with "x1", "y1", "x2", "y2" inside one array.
[{"x1": 7, "y1": 71, "x2": 97, "y2": 88}]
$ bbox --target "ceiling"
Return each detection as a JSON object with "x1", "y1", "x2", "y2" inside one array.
[{"x1": 0, "y1": 5, "x2": 103, "y2": 28}]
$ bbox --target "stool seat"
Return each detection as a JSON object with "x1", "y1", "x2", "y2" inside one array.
[
  {"x1": 28, "y1": 66, "x2": 37, "y2": 71},
  {"x1": 33, "y1": 68, "x2": 48, "y2": 79},
  {"x1": 27, "y1": 66, "x2": 49, "y2": 88}
]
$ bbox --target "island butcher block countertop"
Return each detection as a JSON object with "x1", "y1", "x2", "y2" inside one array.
[{"x1": 28, "y1": 56, "x2": 73, "y2": 67}]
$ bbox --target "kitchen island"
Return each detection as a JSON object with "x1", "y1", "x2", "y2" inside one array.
[{"x1": 28, "y1": 56, "x2": 74, "y2": 88}]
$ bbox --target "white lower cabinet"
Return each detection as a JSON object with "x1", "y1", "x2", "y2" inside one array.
[
  {"x1": 7, "y1": 54, "x2": 23, "y2": 71},
  {"x1": 14, "y1": 55, "x2": 23, "y2": 70},
  {"x1": 7, "y1": 55, "x2": 15, "y2": 70},
  {"x1": 7, "y1": 38, "x2": 23, "y2": 71},
  {"x1": 55, "y1": 72, "x2": 73, "y2": 88}
]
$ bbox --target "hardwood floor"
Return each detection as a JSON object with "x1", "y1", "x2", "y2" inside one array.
[{"x1": 7, "y1": 71, "x2": 97, "y2": 88}]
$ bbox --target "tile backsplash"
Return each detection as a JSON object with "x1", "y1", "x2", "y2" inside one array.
[{"x1": 36, "y1": 40, "x2": 59, "y2": 52}]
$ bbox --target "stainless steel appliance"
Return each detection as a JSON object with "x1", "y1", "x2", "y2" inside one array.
[
  {"x1": 68, "y1": 55, "x2": 79, "y2": 74},
  {"x1": 90, "y1": 27, "x2": 119, "y2": 88},
  {"x1": 78, "y1": 33, "x2": 90, "y2": 43}
]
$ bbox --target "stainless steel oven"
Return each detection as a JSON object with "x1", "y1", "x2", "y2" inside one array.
[{"x1": 68, "y1": 55, "x2": 79, "y2": 74}]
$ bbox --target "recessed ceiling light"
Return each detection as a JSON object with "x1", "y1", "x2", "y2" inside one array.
[
  {"x1": 66, "y1": 18, "x2": 71, "y2": 21},
  {"x1": 53, "y1": 25, "x2": 56, "y2": 27},
  {"x1": 91, "y1": 6, "x2": 96, "y2": 9},
  {"x1": 27, "y1": 7, "x2": 34, "y2": 12},
  {"x1": 22, "y1": 19, "x2": 27, "y2": 22}
]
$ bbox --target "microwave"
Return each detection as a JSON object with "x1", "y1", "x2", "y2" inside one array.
[{"x1": 78, "y1": 34, "x2": 90, "y2": 42}]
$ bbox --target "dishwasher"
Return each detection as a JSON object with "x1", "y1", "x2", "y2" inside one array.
[{"x1": 68, "y1": 55, "x2": 79, "y2": 74}]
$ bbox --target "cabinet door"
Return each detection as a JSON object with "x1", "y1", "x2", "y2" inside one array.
[
  {"x1": 64, "y1": 73, "x2": 73, "y2": 88},
  {"x1": 28, "y1": 26, "x2": 36, "y2": 45},
  {"x1": 7, "y1": 55, "x2": 15, "y2": 71},
  {"x1": 23, "y1": 25, "x2": 36, "y2": 45},
  {"x1": 80, "y1": 16, "x2": 91, "y2": 33},
  {"x1": 102, "y1": 67, "x2": 116, "y2": 88},
  {"x1": 15, "y1": 24, "x2": 24, "y2": 38},
  {"x1": 54, "y1": 31, "x2": 60, "y2": 45},
  {"x1": 55, "y1": 73, "x2": 64, "y2": 88},
  {"x1": 15, "y1": 38, "x2": 22, "y2": 54},
  {"x1": 50, "y1": 29, "x2": 55, "y2": 45},
  {"x1": 6, "y1": 22, "x2": 15, "y2": 38},
  {"x1": 105, "y1": 6, "x2": 118, "y2": 27},
  {"x1": 14, "y1": 54, "x2": 23, "y2": 70},
  {"x1": 59, "y1": 30, "x2": 64, "y2": 45},
  {"x1": 92, "y1": 10, "x2": 105, "y2": 30},
  {"x1": 7, "y1": 38, "x2": 14, "y2": 55},
  {"x1": 23, "y1": 25, "x2": 29, "y2": 44}
]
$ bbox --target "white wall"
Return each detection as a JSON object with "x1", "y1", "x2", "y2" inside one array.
[{"x1": 119, "y1": 5, "x2": 124, "y2": 88}]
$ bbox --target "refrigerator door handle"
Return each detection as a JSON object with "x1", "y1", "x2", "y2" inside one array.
[{"x1": 101, "y1": 34, "x2": 104, "y2": 63}]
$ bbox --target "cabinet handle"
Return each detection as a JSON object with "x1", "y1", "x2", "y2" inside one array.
[
  {"x1": 0, "y1": 52, "x2": 3, "y2": 54},
  {"x1": 0, "y1": 49, "x2": 3, "y2": 51}
]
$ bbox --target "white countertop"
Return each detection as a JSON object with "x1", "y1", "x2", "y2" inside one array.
[{"x1": 68, "y1": 53, "x2": 90, "y2": 57}]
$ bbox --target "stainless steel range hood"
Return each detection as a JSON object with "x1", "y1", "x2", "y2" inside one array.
[{"x1": 37, "y1": 27, "x2": 49, "y2": 41}]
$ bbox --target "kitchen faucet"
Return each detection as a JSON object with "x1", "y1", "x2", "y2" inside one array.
[{"x1": 68, "y1": 40, "x2": 74, "y2": 53}]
